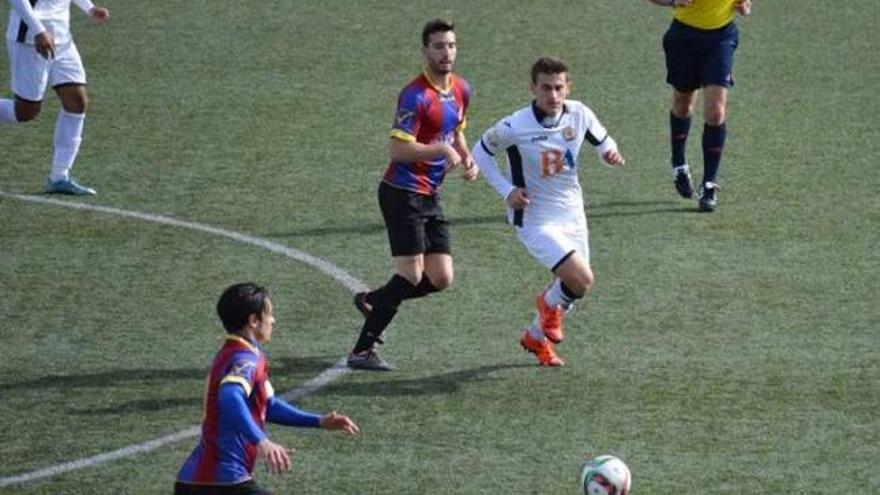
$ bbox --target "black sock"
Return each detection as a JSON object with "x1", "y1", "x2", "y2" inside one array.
[
  {"x1": 353, "y1": 306, "x2": 397, "y2": 353},
  {"x1": 670, "y1": 112, "x2": 691, "y2": 167},
  {"x1": 407, "y1": 275, "x2": 438, "y2": 300},
  {"x1": 352, "y1": 275, "x2": 415, "y2": 353},
  {"x1": 368, "y1": 274, "x2": 416, "y2": 309},
  {"x1": 702, "y1": 122, "x2": 726, "y2": 184},
  {"x1": 560, "y1": 280, "x2": 583, "y2": 301}
]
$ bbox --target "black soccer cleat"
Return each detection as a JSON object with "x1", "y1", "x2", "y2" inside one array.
[
  {"x1": 347, "y1": 349, "x2": 394, "y2": 371},
  {"x1": 353, "y1": 292, "x2": 372, "y2": 318},
  {"x1": 672, "y1": 165, "x2": 694, "y2": 199},
  {"x1": 698, "y1": 182, "x2": 719, "y2": 212}
]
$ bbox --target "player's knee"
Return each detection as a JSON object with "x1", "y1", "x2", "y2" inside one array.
[
  {"x1": 671, "y1": 103, "x2": 693, "y2": 119},
  {"x1": 430, "y1": 272, "x2": 453, "y2": 291},
  {"x1": 705, "y1": 108, "x2": 726, "y2": 126},
  {"x1": 15, "y1": 102, "x2": 41, "y2": 122},
  {"x1": 671, "y1": 93, "x2": 695, "y2": 118},
  {"x1": 63, "y1": 94, "x2": 88, "y2": 114}
]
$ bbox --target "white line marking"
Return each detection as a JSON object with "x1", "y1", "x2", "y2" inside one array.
[{"x1": 0, "y1": 191, "x2": 363, "y2": 487}]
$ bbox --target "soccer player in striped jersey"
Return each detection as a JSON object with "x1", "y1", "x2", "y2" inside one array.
[
  {"x1": 175, "y1": 283, "x2": 358, "y2": 495},
  {"x1": 347, "y1": 19, "x2": 478, "y2": 371},
  {"x1": 649, "y1": 0, "x2": 752, "y2": 211},
  {"x1": 472, "y1": 57, "x2": 625, "y2": 367},
  {"x1": 2, "y1": 0, "x2": 110, "y2": 195}
]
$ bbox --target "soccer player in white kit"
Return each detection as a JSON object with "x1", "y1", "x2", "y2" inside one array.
[
  {"x1": 472, "y1": 57, "x2": 625, "y2": 366},
  {"x1": 2, "y1": 0, "x2": 109, "y2": 195}
]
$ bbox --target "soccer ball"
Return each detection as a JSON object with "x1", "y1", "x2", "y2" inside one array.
[{"x1": 581, "y1": 454, "x2": 632, "y2": 495}]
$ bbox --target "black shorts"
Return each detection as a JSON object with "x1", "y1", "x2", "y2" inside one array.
[
  {"x1": 174, "y1": 480, "x2": 271, "y2": 495},
  {"x1": 378, "y1": 181, "x2": 451, "y2": 257},
  {"x1": 663, "y1": 19, "x2": 739, "y2": 92}
]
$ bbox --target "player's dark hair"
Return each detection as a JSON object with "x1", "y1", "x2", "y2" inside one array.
[
  {"x1": 216, "y1": 283, "x2": 269, "y2": 333},
  {"x1": 422, "y1": 18, "x2": 454, "y2": 46},
  {"x1": 531, "y1": 56, "x2": 570, "y2": 84}
]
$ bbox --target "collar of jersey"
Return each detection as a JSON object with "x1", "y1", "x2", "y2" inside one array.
[
  {"x1": 225, "y1": 334, "x2": 262, "y2": 354},
  {"x1": 422, "y1": 70, "x2": 453, "y2": 94},
  {"x1": 531, "y1": 101, "x2": 568, "y2": 128}
]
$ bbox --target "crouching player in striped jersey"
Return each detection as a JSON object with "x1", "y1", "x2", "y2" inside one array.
[
  {"x1": 175, "y1": 283, "x2": 358, "y2": 495},
  {"x1": 472, "y1": 57, "x2": 626, "y2": 367}
]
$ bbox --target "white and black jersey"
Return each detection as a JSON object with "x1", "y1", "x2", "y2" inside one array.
[
  {"x1": 474, "y1": 99, "x2": 617, "y2": 228},
  {"x1": 7, "y1": 0, "x2": 94, "y2": 45}
]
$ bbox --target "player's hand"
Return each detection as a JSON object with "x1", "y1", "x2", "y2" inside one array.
[
  {"x1": 506, "y1": 188, "x2": 530, "y2": 209},
  {"x1": 460, "y1": 155, "x2": 479, "y2": 182},
  {"x1": 735, "y1": 0, "x2": 751, "y2": 16},
  {"x1": 256, "y1": 438, "x2": 293, "y2": 476},
  {"x1": 34, "y1": 32, "x2": 55, "y2": 59},
  {"x1": 444, "y1": 145, "x2": 462, "y2": 170},
  {"x1": 602, "y1": 150, "x2": 625, "y2": 167},
  {"x1": 90, "y1": 7, "x2": 110, "y2": 24},
  {"x1": 320, "y1": 411, "x2": 360, "y2": 436}
]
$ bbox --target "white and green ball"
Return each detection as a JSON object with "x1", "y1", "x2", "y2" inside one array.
[{"x1": 581, "y1": 454, "x2": 632, "y2": 495}]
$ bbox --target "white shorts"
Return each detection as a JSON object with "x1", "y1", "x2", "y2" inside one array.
[
  {"x1": 516, "y1": 219, "x2": 590, "y2": 271},
  {"x1": 7, "y1": 40, "x2": 86, "y2": 102}
]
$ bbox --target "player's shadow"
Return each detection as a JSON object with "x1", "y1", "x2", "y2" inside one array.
[
  {"x1": 0, "y1": 367, "x2": 206, "y2": 394},
  {"x1": 71, "y1": 397, "x2": 202, "y2": 415},
  {"x1": 0, "y1": 355, "x2": 338, "y2": 396},
  {"x1": 57, "y1": 355, "x2": 342, "y2": 416},
  {"x1": 586, "y1": 199, "x2": 698, "y2": 218},
  {"x1": 0, "y1": 355, "x2": 341, "y2": 419},
  {"x1": 263, "y1": 215, "x2": 507, "y2": 239},
  {"x1": 267, "y1": 201, "x2": 700, "y2": 239},
  {"x1": 319, "y1": 362, "x2": 533, "y2": 397},
  {"x1": 65, "y1": 359, "x2": 525, "y2": 415}
]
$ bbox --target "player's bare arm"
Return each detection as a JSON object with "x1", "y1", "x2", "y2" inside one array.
[{"x1": 389, "y1": 137, "x2": 462, "y2": 168}]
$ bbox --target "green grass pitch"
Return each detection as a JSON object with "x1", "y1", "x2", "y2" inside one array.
[{"x1": 0, "y1": 1, "x2": 877, "y2": 493}]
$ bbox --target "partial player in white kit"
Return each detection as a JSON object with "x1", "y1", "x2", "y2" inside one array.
[
  {"x1": 472, "y1": 56, "x2": 625, "y2": 367},
  {"x1": 2, "y1": 0, "x2": 109, "y2": 195}
]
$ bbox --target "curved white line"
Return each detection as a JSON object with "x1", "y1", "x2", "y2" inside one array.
[{"x1": 0, "y1": 191, "x2": 363, "y2": 487}]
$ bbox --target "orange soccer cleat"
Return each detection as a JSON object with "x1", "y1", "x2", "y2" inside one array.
[
  {"x1": 520, "y1": 331, "x2": 564, "y2": 367},
  {"x1": 536, "y1": 289, "x2": 565, "y2": 343}
]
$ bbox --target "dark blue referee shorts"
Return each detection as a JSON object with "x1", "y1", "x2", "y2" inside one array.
[{"x1": 663, "y1": 19, "x2": 739, "y2": 92}]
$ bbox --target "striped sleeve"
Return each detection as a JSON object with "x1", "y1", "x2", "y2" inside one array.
[
  {"x1": 390, "y1": 85, "x2": 422, "y2": 141},
  {"x1": 219, "y1": 353, "x2": 259, "y2": 397}
]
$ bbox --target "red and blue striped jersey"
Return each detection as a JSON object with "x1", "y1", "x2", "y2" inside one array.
[
  {"x1": 383, "y1": 71, "x2": 471, "y2": 195},
  {"x1": 177, "y1": 335, "x2": 270, "y2": 485}
]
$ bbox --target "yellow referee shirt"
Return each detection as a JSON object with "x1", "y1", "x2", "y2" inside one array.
[{"x1": 674, "y1": 0, "x2": 736, "y2": 30}]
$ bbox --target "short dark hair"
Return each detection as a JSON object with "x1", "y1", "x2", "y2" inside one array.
[
  {"x1": 422, "y1": 18, "x2": 454, "y2": 46},
  {"x1": 216, "y1": 283, "x2": 269, "y2": 333},
  {"x1": 531, "y1": 56, "x2": 570, "y2": 84}
]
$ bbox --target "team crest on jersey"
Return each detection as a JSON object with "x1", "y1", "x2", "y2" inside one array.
[
  {"x1": 396, "y1": 110, "x2": 415, "y2": 127},
  {"x1": 227, "y1": 360, "x2": 256, "y2": 379},
  {"x1": 563, "y1": 126, "x2": 577, "y2": 141}
]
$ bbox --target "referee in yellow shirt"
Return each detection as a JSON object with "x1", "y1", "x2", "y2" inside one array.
[{"x1": 650, "y1": 0, "x2": 752, "y2": 212}]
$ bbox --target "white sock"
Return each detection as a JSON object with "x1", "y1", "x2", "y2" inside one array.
[
  {"x1": 544, "y1": 278, "x2": 575, "y2": 310},
  {"x1": 528, "y1": 318, "x2": 545, "y2": 341},
  {"x1": 0, "y1": 99, "x2": 17, "y2": 124},
  {"x1": 51, "y1": 110, "x2": 85, "y2": 182}
]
